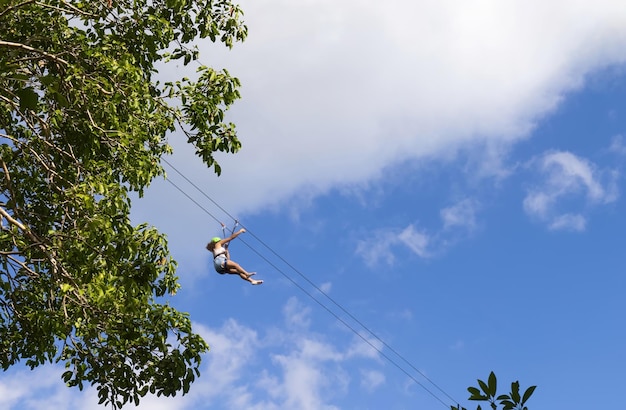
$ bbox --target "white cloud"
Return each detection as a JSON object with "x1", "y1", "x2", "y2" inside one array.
[
  {"x1": 0, "y1": 372, "x2": 31, "y2": 409},
  {"x1": 193, "y1": 319, "x2": 261, "y2": 403},
  {"x1": 283, "y1": 296, "x2": 312, "y2": 328},
  {"x1": 609, "y1": 134, "x2": 626, "y2": 155},
  {"x1": 0, "y1": 366, "x2": 101, "y2": 410},
  {"x1": 549, "y1": 213, "x2": 587, "y2": 232},
  {"x1": 265, "y1": 328, "x2": 387, "y2": 410},
  {"x1": 346, "y1": 338, "x2": 383, "y2": 362},
  {"x1": 360, "y1": 369, "x2": 386, "y2": 392},
  {"x1": 271, "y1": 350, "x2": 344, "y2": 410},
  {"x1": 523, "y1": 191, "x2": 553, "y2": 219},
  {"x1": 168, "y1": 298, "x2": 386, "y2": 409},
  {"x1": 258, "y1": 298, "x2": 384, "y2": 410},
  {"x1": 355, "y1": 229, "x2": 400, "y2": 267},
  {"x1": 523, "y1": 150, "x2": 618, "y2": 230},
  {"x1": 356, "y1": 198, "x2": 482, "y2": 266},
  {"x1": 544, "y1": 151, "x2": 607, "y2": 200},
  {"x1": 441, "y1": 199, "x2": 480, "y2": 231},
  {"x1": 355, "y1": 224, "x2": 433, "y2": 266},
  {"x1": 319, "y1": 281, "x2": 332, "y2": 294},
  {"x1": 398, "y1": 225, "x2": 431, "y2": 258},
  {"x1": 149, "y1": 0, "x2": 626, "y2": 217}
]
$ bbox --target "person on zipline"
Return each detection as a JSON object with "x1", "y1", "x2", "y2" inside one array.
[{"x1": 206, "y1": 228, "x2": 263, "y2": 285}]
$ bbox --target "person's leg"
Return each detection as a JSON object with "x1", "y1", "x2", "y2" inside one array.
[
  {"x1": 225, "y1": 260, "x2": 252, "y2": 276},
  {"x1": 225, "y1": 260, "x2": 263, "y2": 284}
]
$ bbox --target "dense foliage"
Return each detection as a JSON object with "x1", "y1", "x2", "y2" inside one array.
[{"x1": 0, "y1": 0, "x2": 246, "y2": 407}]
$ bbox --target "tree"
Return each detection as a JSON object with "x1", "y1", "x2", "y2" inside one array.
[
  {"x1": 0, "y1": 0, "x2": 247, "y2": 407},
  {"x1": 452, "y1": 372, "x2": 536, "y2": 410}
]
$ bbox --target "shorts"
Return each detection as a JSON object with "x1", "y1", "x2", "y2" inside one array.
[{"x1": 214, "y1": 256, "x2": 227, "y2": 274}]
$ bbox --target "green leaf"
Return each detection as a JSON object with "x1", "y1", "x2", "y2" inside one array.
[
  {"x1": 468, "y1": 386, "x2": 487, "y2": 401},
  {"x1": 521, "y1": 385, "x2": 536, "y2": 405},
  {"x1": 487, "y1": 371, "x2": 497, "y2": 397},
  {"x1": 467, "y1": 387, "x2": 481, "y2": 395},
  {"x1": 478, "y1": 379, "x2": 490, "y2": 397},
  {"x1": 16, "y1": 87, "x2": 39, "y2": 111},
  {"x1": 500, "y1": 399, "x2": 515, "y2": 409},
  {"x1": 62, "y1": 371, "x2": 73, "y2": 383},
  {"x1": 510, "y1": 381, "x2": 520, "y2": 403},
  {"x1": 60, "y1": 283, "x2": 73, "y2": 293}
]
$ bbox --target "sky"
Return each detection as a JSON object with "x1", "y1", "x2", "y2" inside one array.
[{"x1": 3, "y1": 0, "x2": 626, "y2": 409}]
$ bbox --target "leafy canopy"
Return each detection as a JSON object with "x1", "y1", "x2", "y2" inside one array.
[{"x1": 1, "y1": 0, "x2": 246, "y2": 407}]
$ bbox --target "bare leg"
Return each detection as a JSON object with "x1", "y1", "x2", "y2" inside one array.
[{"x1": 225, "y1": 260, "x2": 263, "y2": 285}]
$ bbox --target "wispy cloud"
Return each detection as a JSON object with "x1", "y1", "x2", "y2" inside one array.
[
  {"x1": 283, "y1": 296, "x2": 312, "y2": 328},
  {"x1": 192, "y1": 319, "x2": 261, "y2": 405},
  {"x1": 523, "y1": 150, "x2": 618, "y2": 231},
  {"x1": 355, "y1": 224, "x2": 431, "y2": 267},
  {"x1": 360, "y1": 369, "x2": 386, "y2": 391},
  {"x1": 0, "y1": 366, "x2": 101, "y2": 410},
  {"x1": 355, "y1": 229, "x2": 401, "y2": 267},
  {"x1": 0, "y1": 296, "x2": 389, "y2": 410},
  {"x1": 270, "y1": 346, "x2": 345, "y2": 410},
  {"x1": 441, "y1": 199, "x2": 480, "y2": 231},
  {"x1": 398, "y1": 225, "x2": 431, "y2": 258},
  {"x1": 256, "y1": 298, "x2": 383, "y2": 410},
  {"x1": 346, "y1": 332, "x2": 384, "y2": 361},
  {"x1": 549, "y1": 213, "x2": 587, "y2": 232},
  {"x1": 609, "y1": 134, "x2": 626, "y2": 156},
  {"x1": 319, "y1": 281, "x2": 332, "y2": 294},
  {"x1": 356, "y1": 198, "x2": 481, "y2": 266}
]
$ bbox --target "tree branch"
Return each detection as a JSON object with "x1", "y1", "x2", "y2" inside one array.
[
  {"x1": 37, "y1": 0, "x2": 99, "y2": 18},
  {"x1": 6, "y1": 254, "x2": 40, "y2": 278},
  {"x1": 0, "y1": 206, "x2": 27, "y2": 231},
  {"x1": 0, "y1": 0, "x2": 36, "y2": 19},
  {"x1": 0, "y1": 40, "x2": 69, "y2": 66}
]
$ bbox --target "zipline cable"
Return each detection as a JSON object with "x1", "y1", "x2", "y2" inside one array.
[
  {"x1": 162, "y1": 157, "x2": 459, "y2": 406},
  {"x1": 165, "y1": 176, "x2": 451, "y2": 409},
  {"x1": 161, "y1": 157, "x2": 459, "y2": 408}
]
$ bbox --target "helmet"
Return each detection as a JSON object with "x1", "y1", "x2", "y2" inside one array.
[{"x1": 211, "y1": 237, "x2": 221, "y2": 243}]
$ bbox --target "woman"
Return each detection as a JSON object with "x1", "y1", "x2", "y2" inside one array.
[{"x1": 206, "y1": 228, "x2": 263, "y2": 285}]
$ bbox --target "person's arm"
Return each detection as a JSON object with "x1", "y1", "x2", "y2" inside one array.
[{"x1": 218, "y1": 228, "x2": 245, "y2": 247}]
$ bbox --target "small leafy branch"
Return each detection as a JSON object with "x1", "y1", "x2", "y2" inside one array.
[{"x1": 452, "y1": 372, "x2": 536, "y2": 410}]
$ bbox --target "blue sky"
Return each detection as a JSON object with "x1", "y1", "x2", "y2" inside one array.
[{"x1": 3, "y1": 1, "x2": 626, "y2": 409}]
